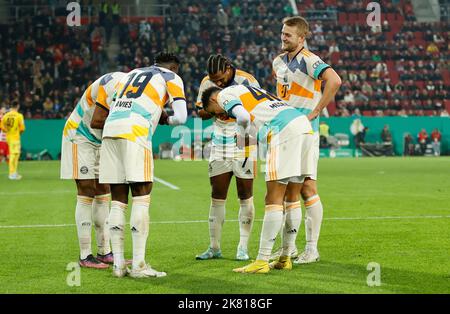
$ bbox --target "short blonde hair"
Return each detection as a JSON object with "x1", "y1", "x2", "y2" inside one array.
[{"x1": 282, "y1": 16, "x2": 311, "y2": 38}]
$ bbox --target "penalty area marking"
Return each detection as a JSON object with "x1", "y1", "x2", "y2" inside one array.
[{"x1": 1, "y1": 215, "x2": 450, "y2": 229}]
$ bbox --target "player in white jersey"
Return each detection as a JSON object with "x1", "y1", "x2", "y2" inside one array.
[
  {"x1": 201, "y1": 84, "x2": 314, "y2": 274},
  {"x1": 60, "y1": 71, "x2": 126, "y2": 269},
  {"x1": 99, "y1": 53, "x2": 187, "y2": 278},
  {"x1": 195, "y1": 55, "x2": 260, "y2": 261},
  {"x1": 272, "y1": 16, "x2": 341, "y2": 265}
]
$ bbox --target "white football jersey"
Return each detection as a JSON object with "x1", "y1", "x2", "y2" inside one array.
[
  {"x1": 103, "y1": 66, "x2": 186, "y2": 150},
  {"x1": 63, "y1": 72, "x2": 126, "y2": 143},
  {"x1": 196, "y1": 69, "x2": 260, "y2": 160},
  {"x1": 217, "y1": 85, "x2": 312, "y2": 144},
  {"x1": 272, "y1": 48, "x2": 330, "y2": 132}
]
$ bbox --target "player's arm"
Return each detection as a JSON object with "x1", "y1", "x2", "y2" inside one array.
[
  {"x1": 91, "y1": 84, "x2": 111, "y2": 129},
  {"x1": 196, "y1": 77, "x2": 215, "y2": 120},
  {"x1": 307, "y1": 68, "x2": 341, "y2": 121},
  {"x1": 229, "y1": 105, "x2": 250, "y2": 130},
  {"x1": 91, "y1": 102, "x2": 109, "y2": 129},
  {"x1": 19, "y1": 114, "x2": 25, "y2": 134},
  {"x1": 166, "y1": 75, "x2": 188, "y2": 125},
  {"x1": 167, "y1": 99, "x2": 187, "y2": 125},
  {"x1": 225, "y1": 101, "x2": 251, "y2": 149},
  {"x1": 232, "y1": 105, "x2": 251, "y2": 149}
]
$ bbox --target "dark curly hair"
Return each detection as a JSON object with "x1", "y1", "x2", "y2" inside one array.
[
  {"x1": 154, "y1": 52, "x2": 181, "y2": 65},
  {"x1": 201, "y1": 86, "x2": 222, "y2": 110}
]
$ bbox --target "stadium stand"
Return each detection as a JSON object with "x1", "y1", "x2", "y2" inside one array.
[{"x1": 0, "y1": 0, "x2": 448, "y2": 118}]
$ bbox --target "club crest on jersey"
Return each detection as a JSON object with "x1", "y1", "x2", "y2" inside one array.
[{"x1": 80, "y1": 166, "x2": 88, "y2": 174}]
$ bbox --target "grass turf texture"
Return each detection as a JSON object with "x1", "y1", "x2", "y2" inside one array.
[{"x1": 0, "y1": 158, "x2": 449, "y2": 294}]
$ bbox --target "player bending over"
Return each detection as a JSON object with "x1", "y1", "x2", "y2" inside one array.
[
  {"x1": 61, "y1": 71, "x2": 126, "y2": 268},
  {"x1": 201, "y1": 84, "x2": 313, "y2": 274},
  {"x1": 99, "y1": 53, "x2": 187, "y2": 278}
]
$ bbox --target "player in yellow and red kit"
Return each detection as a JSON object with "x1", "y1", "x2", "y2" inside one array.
[{"x1": 1, "y1": 101, "x2": 25, "y2": 180}]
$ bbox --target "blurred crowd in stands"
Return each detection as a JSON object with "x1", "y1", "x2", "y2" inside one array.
[{"x1": 0, "y1": 0, "x2": 448, "y2": 119}]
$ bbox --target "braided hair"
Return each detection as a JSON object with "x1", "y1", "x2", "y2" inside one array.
[{"x1": 207, "y1": 54, "x2": 233, "y2": 75}]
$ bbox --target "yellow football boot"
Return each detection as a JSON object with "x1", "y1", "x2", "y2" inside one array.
[
  {"x1": 269, "y1": 255, "x2": 292, "y2": 270},
  {"x1": 233, "y1": 260, "x2": 270, "y2": 274}
]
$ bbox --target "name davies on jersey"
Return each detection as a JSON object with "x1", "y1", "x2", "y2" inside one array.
[{"x1": 115, "y1": 100, "x2": 133, "y2": 108}]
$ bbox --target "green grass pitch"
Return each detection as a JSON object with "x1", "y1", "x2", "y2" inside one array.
[{"x1": 0, "y1": 157, "x2": 449, "y2": 294}]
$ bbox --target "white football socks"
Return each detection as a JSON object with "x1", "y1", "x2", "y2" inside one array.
[
  {"x1": 238, "y1": 197, "x2": 255, "y2": 251},
  {"x1": 92, "y1": 194, "x2": 111, "y2": 255},
  {"x1": 281, "y1": 201, "x2": 302, "y2": 257},
  {"x1": 257, "y1": 205, "x2": 284, "y2": 261},
  {"x1": 304, "y1": 195, "x2": 323, "y2": 252},
  {"x1": 109, "y1": 200, "x2": 127, "y2": 268},
  {"x1": 130, "y1": 195, "x2": 150, "y2": 270},
  {"x1": 209, "y1": 198, "x2": 226, "y2": 250},
  {"x1": 75, "y1": 195, "x2": 94, "y2": 260}
]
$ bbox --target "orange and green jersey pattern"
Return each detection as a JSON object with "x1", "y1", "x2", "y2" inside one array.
[
  {"x1": 217, "y1": 85, "x2": 312, "y2": 143},
  {"x1": 103, "y1": 66, "x2": 186, "y2": 150},
  {"x1": 272, "y1": 48, "x2": 330, "y2": 132},
  {"x1": 63, "y1": 72, "x2": 126, "y2": 144},
  {"x1": 196, "y1": 69, "x2": 260, "y2": 160}
]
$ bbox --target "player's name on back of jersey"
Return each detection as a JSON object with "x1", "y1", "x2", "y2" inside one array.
[
  {"x1": 115, "y1": 100, "x2": 132, "y2": 108},
  {"x1": 269, "y1": 102, "x2": 288, "y2": 109}
]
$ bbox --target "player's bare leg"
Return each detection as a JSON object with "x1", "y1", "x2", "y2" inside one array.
[
  {"x1": 234, "y1": 181, "x2": 287, "y2": 274},
  {"x1": 196, "y1": 172, "x2": 233, "y2": 260},
  {"x1": 294, "y1": 178, "x2": 322, "y2": 264},
  {"x1": 235, "y1": 177, "x2": 254, "y2": 261},
  {"x1": 75, "y1": 179, "x2": 109, "y2": 269}
]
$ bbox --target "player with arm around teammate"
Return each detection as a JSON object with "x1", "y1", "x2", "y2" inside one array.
[{"x1": 60, "y1": 71, "x2": 127, "y2": 268}]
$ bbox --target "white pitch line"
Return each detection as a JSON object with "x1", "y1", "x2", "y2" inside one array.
[
  {"x1": 0, "y1": 177, "x2": 179, "y2": 196},
  {"x1": 325, "y1": 215, "x2": 450, "y2": 221},
  {"x1": 0, "y1": 223, "x2": 76, "y2": 229},
  {"x1": 154, "y1": 176, "x2": 180, "y2": 190},
  {"x1": 0, "y1": 190, "x2": 73, "y2": 196},
  {"x1": 1, "y1": 215, "x2": 450, "y2": 229}
]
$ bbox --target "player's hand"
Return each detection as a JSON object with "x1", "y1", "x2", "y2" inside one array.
[
  {"x1": 235, "y1": 134, "x2": 250, "y2": 149},
  {"x1": 307, "y1": 110, "x2": 320, "y2": 121},
  {"x1": 159, "y1": 110, "x2": 169, "y2": 125}
]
